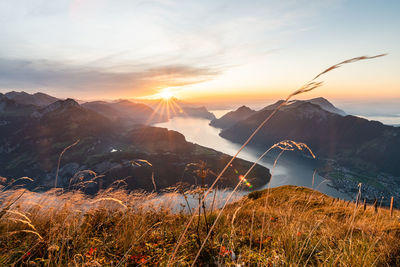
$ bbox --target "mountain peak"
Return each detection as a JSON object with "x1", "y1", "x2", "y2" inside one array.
[
  {"x1": 46, "y1": 98, "x2": 80, "y2": 111},
  {"x1": 304, "y1": 97, "x2": 346, "y2": 116},
  {"x1": 31, "y1": 98, "x2": 81, "y2": 119},
  {"x1": 210, "y1": 105, "x2": 256, "y2": 129},
  {"x1": 237, "y1": 105, "x2": 252, "y2": 112}
]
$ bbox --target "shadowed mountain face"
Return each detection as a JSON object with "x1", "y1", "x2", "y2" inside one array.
[
  {"x1": 210, "y1": 105, "x2": 256, "y2": 129},
  {"x1": 0, "y1": 97, "x2": 270, "y2": 193},
  {"x1": 4, "y1": 91, "x2": 59, "y2": 107},
  {"x1": 220, "y1": 99, "x2": 400, "y2": 176}
]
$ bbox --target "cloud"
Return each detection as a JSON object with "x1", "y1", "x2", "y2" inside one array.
[
  {"x1": 0, "y1": 58, "x2": 219, "y2": 97},
  {"x1": 0, "y1": 0, "x2": 343, "y2": 99}
]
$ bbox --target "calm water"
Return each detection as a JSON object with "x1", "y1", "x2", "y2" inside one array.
[
  {"x1": 155, "y1": 115, "x2": 352, "y2": 200},
  {"x1": 357, "y1": 115, "x2": 400, "y2": 126}
]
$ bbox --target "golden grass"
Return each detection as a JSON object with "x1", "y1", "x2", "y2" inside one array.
[{"x1": 1, "y1": 185, "x2": 399, "y2": 266}]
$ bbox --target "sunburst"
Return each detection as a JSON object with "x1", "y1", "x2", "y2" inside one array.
[{"x1": 146, "y1": 91, "x2": 185, "y2": 123}]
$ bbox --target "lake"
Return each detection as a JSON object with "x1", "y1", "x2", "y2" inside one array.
[{"x1": 155, "y1": 115, "x2": 352, "y2": 201}]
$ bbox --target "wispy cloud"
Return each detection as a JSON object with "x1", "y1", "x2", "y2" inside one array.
[{"x1": 0, "y1": 58, "x2": 218, "y2": 97}]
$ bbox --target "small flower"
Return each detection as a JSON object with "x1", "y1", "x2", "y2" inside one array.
[
  {"x1": 219, "y1": 246, "x2": 232, "y2": 256},
  {"x1": 86, "y1": 247, "x2": 97, "y2": 256},
  {"x1": 130, "y1": 255, "x2": 148, "y2": 264},
  {"x1": 297, "y1": 231, "x2": 302, "y2": 237},
  {"x1": 23, "y1": 251, "x2": 31, "y2": 260}
]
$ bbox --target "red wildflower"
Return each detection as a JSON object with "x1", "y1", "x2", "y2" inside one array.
[
  {"x1": 23, "y1": 251, "x2": 31, "y2": 260},
  {"x1": 86, "y1": 247, "x2": 97, "y2": 256},
  {"x1": 130, "y1": 255, "x2": 148, "y2": 264},
  {"x1": 219, "y1": 246, "x2": 232, "y2": 256},
  {"x1": 297, "y1": 231, "x2": 302, "y2": 237}
]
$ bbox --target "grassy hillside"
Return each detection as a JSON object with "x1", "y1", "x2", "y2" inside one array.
[{"x1": 1, "y1": 185, "x2": 399, "y2": 266}]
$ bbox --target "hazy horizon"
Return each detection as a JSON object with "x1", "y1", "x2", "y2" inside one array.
[{"x1": 2, "y1": 89, "x2": 400, "y2": 121}]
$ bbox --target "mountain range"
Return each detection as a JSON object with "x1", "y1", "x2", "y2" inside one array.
[
  {"x1": 0, "y1": 91, "x2": 269, "y2": 193},
  {"x1": 216, "y1": 98, "x2": 400, "y2": 179}
]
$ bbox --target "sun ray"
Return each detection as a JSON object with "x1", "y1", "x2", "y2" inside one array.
[
  {"x1": 145, "y1": 100, "x2": 164, "y2": 124},
  {"x1": 144, "y1": 90, "x2": 187, "y2": 124},
  {"x1": 170, "y1": 99, "x2": 186, "y2": 116}
]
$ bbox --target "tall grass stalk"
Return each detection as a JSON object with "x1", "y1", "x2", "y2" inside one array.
[{"x1": 54, "y1": 139, "x2": 80, "y2": 188}]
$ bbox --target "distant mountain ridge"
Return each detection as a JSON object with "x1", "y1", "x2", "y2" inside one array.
[
  {"x1": 179, "y1": 106, "x2": 216, "y2": 120},
  {"x1": 2, "y1": 91, "x2": 217, "y2": 123},
  {"x1": 4, "y1": 91, "x2": 59, "y2": 107}
]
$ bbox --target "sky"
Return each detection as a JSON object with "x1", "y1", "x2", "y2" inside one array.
[{"x1": 0, "y1": 0, "x2": 399, "y2": 104}]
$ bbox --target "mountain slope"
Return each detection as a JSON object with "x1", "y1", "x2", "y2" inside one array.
[{"x1": 210, "y1": 105, "x2": 256, "y2": 129}]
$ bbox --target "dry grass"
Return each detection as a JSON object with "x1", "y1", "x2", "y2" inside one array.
[{"x1": 1, "y1": 185, "x2": 400, "y2": 266}]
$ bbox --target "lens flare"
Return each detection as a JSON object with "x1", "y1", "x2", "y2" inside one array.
[{"x1": 239, "y1": 175, "x2": 253, "y2": 188}]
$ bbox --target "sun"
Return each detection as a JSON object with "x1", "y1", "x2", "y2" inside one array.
[
  {"x1": 145, "y1": 89, "x2": 186, "y2": 123},
  {"x1": 159, "y1": 90, "x2": 174, "y2": 100}
]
